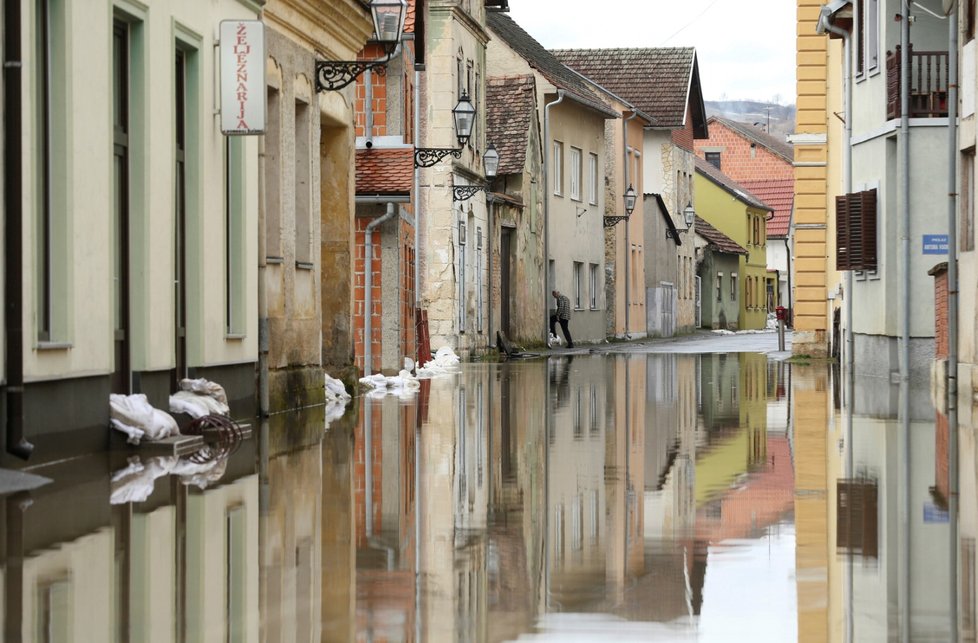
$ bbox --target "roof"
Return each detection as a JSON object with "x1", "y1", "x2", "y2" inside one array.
[
  {"x1": 355, "y1": 148, "x2": 414, "y2": 195},
  {"x1": 486, "y1": 75, "x2": 537, "y2": 176},
  {"x1": 404, "y1": 0, "x2": 415, "y2": 34},
  {"x1": 694, "y1": 156, "x2": 772, "y2": 212},
  {"x1": 709, "y1": 116, "x2": 794, "y2": 163},
  {"x1": 551, "y1": 47, "x2": 708, "y2": 135},
  {"x1": 486, "y1": 13, "x2": 619, "y2": 119},
  {"x1": 695, "y1": 216, "x2": 748, "y2": 255},
  {"x1": 741, "y1": 178, "x2": 794, "y2": 237}
]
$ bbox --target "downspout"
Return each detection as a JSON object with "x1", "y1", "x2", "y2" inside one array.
[
  {"x1": 784, "y1": 237, "x2": 792, "y2": 319},
  {"x1": 364, "y1": 203, "x2": 397, "y2": 377},
  {"x1": 946, "y1": 2, "x2": 959, "y2": 639},
  {"x1": 258, "y1": 136, "x2": 270, "y2": 416},
  {"x1": 487, "y1": 194, "x2": 495, "y2": 346},
  {"x1": 365, "y1": 68, "x2": 374, "y2": 149},
  {"x1": 414, "y1": 70, "x2": 421, "y2": 306},
  {"x1": 899, "y1": 4, "x2": 912, "y2": 640},
  {"x1": 623, "y1": 111, "x2": 639, "y2": 338},
  {"x1": 543, "y1": 90, "x2": 566, "y2": 342},
  {"x1": 4, "y1": 0, "x2": 33, "y2": 460}
]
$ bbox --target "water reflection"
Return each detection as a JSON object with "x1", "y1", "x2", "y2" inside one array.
[{"x1": 1, "y1": 351, "x2": 964, "y2": 641}]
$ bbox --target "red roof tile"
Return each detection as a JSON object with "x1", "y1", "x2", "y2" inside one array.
[
  {"x1": 695, "y1": 216, "x2": 747, "y2": 256},
  {"x1": 356, "y1": 148, "x2": 414, "y2": 195},
  {"x1": 487, "y1": 75, "x2": 537, "y2": 176},
  {"x1": 741, "y1": 178, "x2": 794, "y2": 238},
  {"x1": 404, "y1": 0, "x2": 415, "y2": 34}
]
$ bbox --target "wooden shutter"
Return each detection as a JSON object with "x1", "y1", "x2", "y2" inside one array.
[
  {"x1": 836, "y1": 195, "x2": 851, "y2": 270},
  {"x1": 836, "y1": 189, "x2": 878, "y2": 271},
  {"x1": 858, "y1": 189, "x2": 878, "y2": 270}
]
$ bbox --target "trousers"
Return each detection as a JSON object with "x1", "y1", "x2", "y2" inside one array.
[{"x1": 549, "y1": 314, "x2": 573, "y2": 347}]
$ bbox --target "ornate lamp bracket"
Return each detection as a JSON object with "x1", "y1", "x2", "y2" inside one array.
[
  {"x1": 414, "y1": 147, "x2": 464, "y2": 168},
  {"x1": 315, "y1": 55, "x2": 390, "y2": 92},
  {"x1": 452, "y1": 185, "x2": 488, "y2": 202},
  {"x1": 603, "y1": 215, "x2": 629, "y2": 228}
]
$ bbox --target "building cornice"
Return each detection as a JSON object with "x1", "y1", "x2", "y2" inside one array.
[{"x1": 265, "y1": 0, "x2": 372, "y2": 58}]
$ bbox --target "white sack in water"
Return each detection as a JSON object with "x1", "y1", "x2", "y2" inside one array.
[
  {"x1": 169, "y1": 390, "x2": 230, "y2": 418},
  {"x1": 179, "y1": 378, "x2": 228, "y2": 405},
  {"x1": 325, "y1": 374, "x2": 351, "y2": 401},
  {"x1": 358, "y1": 368, "x2": 421, "y2": 398},
  {"x1": 110, "y1": 394, "x2": 181, "y2": 445},
  {"x1": 416, "y1": 346, "x2": 461, "y2": 378}
]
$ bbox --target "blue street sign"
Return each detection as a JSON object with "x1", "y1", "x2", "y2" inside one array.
[{"x1": 923, "y1": 234, "x2": 949, "y2": 255}]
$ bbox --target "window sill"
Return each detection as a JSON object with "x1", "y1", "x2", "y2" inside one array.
[
  {"x1": 225, "y1": 333, "x2": 246, "y2": 341},
  {"x1": 266, "y1": 256, "x2": 285, "y2": 265},
  {"x1": 295, "y1": 261, "x2": 315, "y2": 271},
  {"x1": 36, "y1": 341, "x2": 72, "y2": 351}
]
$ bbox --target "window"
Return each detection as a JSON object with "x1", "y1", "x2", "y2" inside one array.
[
  {"x1": 37, "y1": 0, "x2": 69, "y2": 342},
  {"x1": 589, "y1": 263, "x2": 598, "y2": 309},
  {"x1": 970, "y1": 0, "x2": 976, "y2": 42},
  {"x1": 569, "y1": 147, "x2": 582, "y2": 201},
  {"x1": 573, "y1": 261, "x2": 583, "y2": 308},
  {"x1": 294, "y1": 99, "x2": 311, "y2": 267},
  {"x1": 837, "y1": 479, "x2": 879, "y2": 558},
  {"x1": 553, "y1": 141, "x2": 564, "y2": 196},
  {"x1": 866, "y1": 0, "x2": 879, "y2": 71},
  {"x1": 265, "y1": 87, "x2": 282, "y2": 258},
  {"x1": 477, "y1": 227, "x2": 483, "y2": 333},
  {"x1": 960, "y1": 153, "x2": 973, "y2": 230},
  {"x1": 226, "y1": 137, "x2": 246, "y2": 335},
  {"x1": 836, "y1": 189, "x2": 878, "y2": 271},
  {"x1": 588, "y1": 153, "x2": 598, "y2": 205},
  {"x1": 855, "y1": 0, "x2": 864, "y2": 75},
  {"x1": 716, "y1": 272, "x2": 723, "y2": 302},
  {"x1": 705, "y1": 151, "x2": 721, "y2": 170},
  {"x1": 731, "y1": 273, "x2": 738, "y2": 300},
  {"x1": 458, "y1": 220, "x2": 466, "y2": 329}
]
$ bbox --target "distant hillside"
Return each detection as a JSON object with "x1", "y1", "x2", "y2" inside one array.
[{"x1": 705, "y1": 100, "x2": 796, "y2": 141}]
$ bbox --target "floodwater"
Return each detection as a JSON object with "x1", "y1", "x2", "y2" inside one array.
[{"x1": 2, "y1": 350, "x2": 963, "y2": 642}]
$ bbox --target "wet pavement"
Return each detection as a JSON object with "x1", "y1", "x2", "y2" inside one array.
[{"x1": 0, "y1": 330, "x2": 962, "y2": 642}]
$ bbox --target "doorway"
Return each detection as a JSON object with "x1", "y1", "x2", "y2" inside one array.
[
  {"x1": 500, "y1": 227, "x2": 513, "y2": 337},
  {"x1": 112, "y1": 19, "x2": 131, "y2": 394}
]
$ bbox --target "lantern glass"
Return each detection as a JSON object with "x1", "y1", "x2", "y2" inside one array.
[
  {"x1": 453, "y1": 92, "x2": 476, "y2": 144},
  {"x1": 623, "y1": 185, "x2": 637, "y2": 215},
  {"x1": 484, "y1": 143, "x2": 500, "y2": 178},
  {"x1": 371, "y1": 0, "x2": 407, "y2": 45},
  {"x1": 683, "y1": 202, "x2": 696, "y2": 230}
]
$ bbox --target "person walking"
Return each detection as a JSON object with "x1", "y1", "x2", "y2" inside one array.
[{"x1": 550, "y1": 290, "x2": 574, "y2": 348}]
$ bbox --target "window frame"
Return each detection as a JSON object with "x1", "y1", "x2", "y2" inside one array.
[
  {"x1": 589, "y1": 263, "x2": 598, "y2": 309},
  {"x1": 588, "y1": 152, "x2": 598, "y2": 205},
  {"x1": 705, "y1": 151, "x2": 721, "y2": 170},
  {"x1": 553, "y1": 141, "x2": 564, "y2": 196},
  {"x1": 716, "y1": 272, "x2": 723, "y2": 302},
  {"x1": 569, "y1": 146, "x2": 582, "y2": 201},
  {"x1": 573, "y1": 261, "x2": 583, "y2": 309}
]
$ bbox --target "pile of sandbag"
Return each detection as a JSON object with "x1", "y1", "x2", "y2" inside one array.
[
  {"x1": 416, "y1": 346, "x2": 460, "y2": 378},
  {"x1": 109, "y1": 394, "x2": 180, "y2": 445},
  {"x1": 110, "y1": 454, "x2": 229, "y2": 504},
  {"x1": 169, "y1": 378, "x2": 230, "y2": 418},
  {"x1": 325, "y1": 374, "x2": 352, "y2": 424}
]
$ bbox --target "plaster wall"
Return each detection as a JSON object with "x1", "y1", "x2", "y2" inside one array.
[{"x1": 20, "y1": 0, "x2": 260, "y2": 384}]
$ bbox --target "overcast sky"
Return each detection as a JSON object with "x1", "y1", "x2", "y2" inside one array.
[{"x1": 506, "y1": 0, "x2": 796, "y2": 105}]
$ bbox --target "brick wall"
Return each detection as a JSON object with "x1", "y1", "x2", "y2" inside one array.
[
  {"x1": 932, "y1": 263, "x2": 948, "y2": 359},
  {"x1": 354, "y1": 44, "x2": 390, "y2": 138},
  {"x1": 693, "y1": 122, "x2": 793, "y2": 184}
]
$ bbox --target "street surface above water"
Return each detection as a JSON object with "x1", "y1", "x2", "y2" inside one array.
[{"x1": 3, "y1": 331, "x2": 961, "y2": 642}]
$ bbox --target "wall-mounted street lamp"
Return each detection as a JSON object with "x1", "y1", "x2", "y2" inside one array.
[
  {"x1": 415, "y1": 92, "x2": 477, "y2": 167},
  {"x1": 666, "y1": 202, "x2": 697, "y2": 241},
  {"x1": 604, "y1": 184, "x2": 637, "y2": 228},
  {"x1": 452, "y1": 144, "x2": 499, "y2": 201},
  {"x1": 316, "y1": 0, "x2": 407, "y2": 92}
]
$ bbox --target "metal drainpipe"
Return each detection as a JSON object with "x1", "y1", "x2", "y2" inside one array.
[
  {"x1": 543, "y1": 90, "x2": 566, "y2": 342},
  {"x1": 4, "y1": 0, "x2": 33, "y2": 460},
  {"x1": 946, "y1": 3, "x2": 960, "y2": 639},
  {"x1": 414, "y1": 70, "x2": 421, "y2": 307},
  {"x1": 364, "y1": 203, "x2": 397, "y2": 377},
  {"x1": 365, "y1": 68, "x2": 374, "y2": 149},
  {"x1": 899, "y1": 6, "x2": 912, "y2": 639},
  {"x1": 487, "y1": 194, "x2": 495, "y2": 347},
  {"x1": 623, "y1": 111, "x2": 639, "y2": 338},
  {"x1": 257, "y1": 135, "x2": 270, "y2": 416}
]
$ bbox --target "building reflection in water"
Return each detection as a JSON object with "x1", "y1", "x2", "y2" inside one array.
[{"x1": 7, "y1": 349, "x2": 966, "y2": 641}]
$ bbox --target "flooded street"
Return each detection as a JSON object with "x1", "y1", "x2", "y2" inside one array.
[{"x1": 2, "y1": 341, "x2": 962, "y2": 641}]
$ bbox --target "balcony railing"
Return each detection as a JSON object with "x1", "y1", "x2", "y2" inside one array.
[{"x1": 886, "y1": 45, "x2": 949, "y2": 119}]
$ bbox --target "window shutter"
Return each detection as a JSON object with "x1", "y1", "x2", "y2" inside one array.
[
  {"x1": 836, "y1": 194, "x2": 851, "y2": 270},
  {"x1": 858, "y1": 189, "x2": 878, "y2": 270}
]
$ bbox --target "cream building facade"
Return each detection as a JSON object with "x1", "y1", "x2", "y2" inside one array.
[{"x1": 2, "y1": 0, "x2": 263, "y2": 463}]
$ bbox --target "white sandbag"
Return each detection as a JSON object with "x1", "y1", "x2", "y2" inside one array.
[
  {"x1": 110, "y1": 394, "x2": 181, "y2": 444},
  {"x1": 325, "y1": 374, "x2": 351, "y2": 401},
  {"x1": 169, "y1": 390, "x2": 229, "y2": 418},
  {"x1": 179, "y1": 378, "x2": 228, "y2": 405}
]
